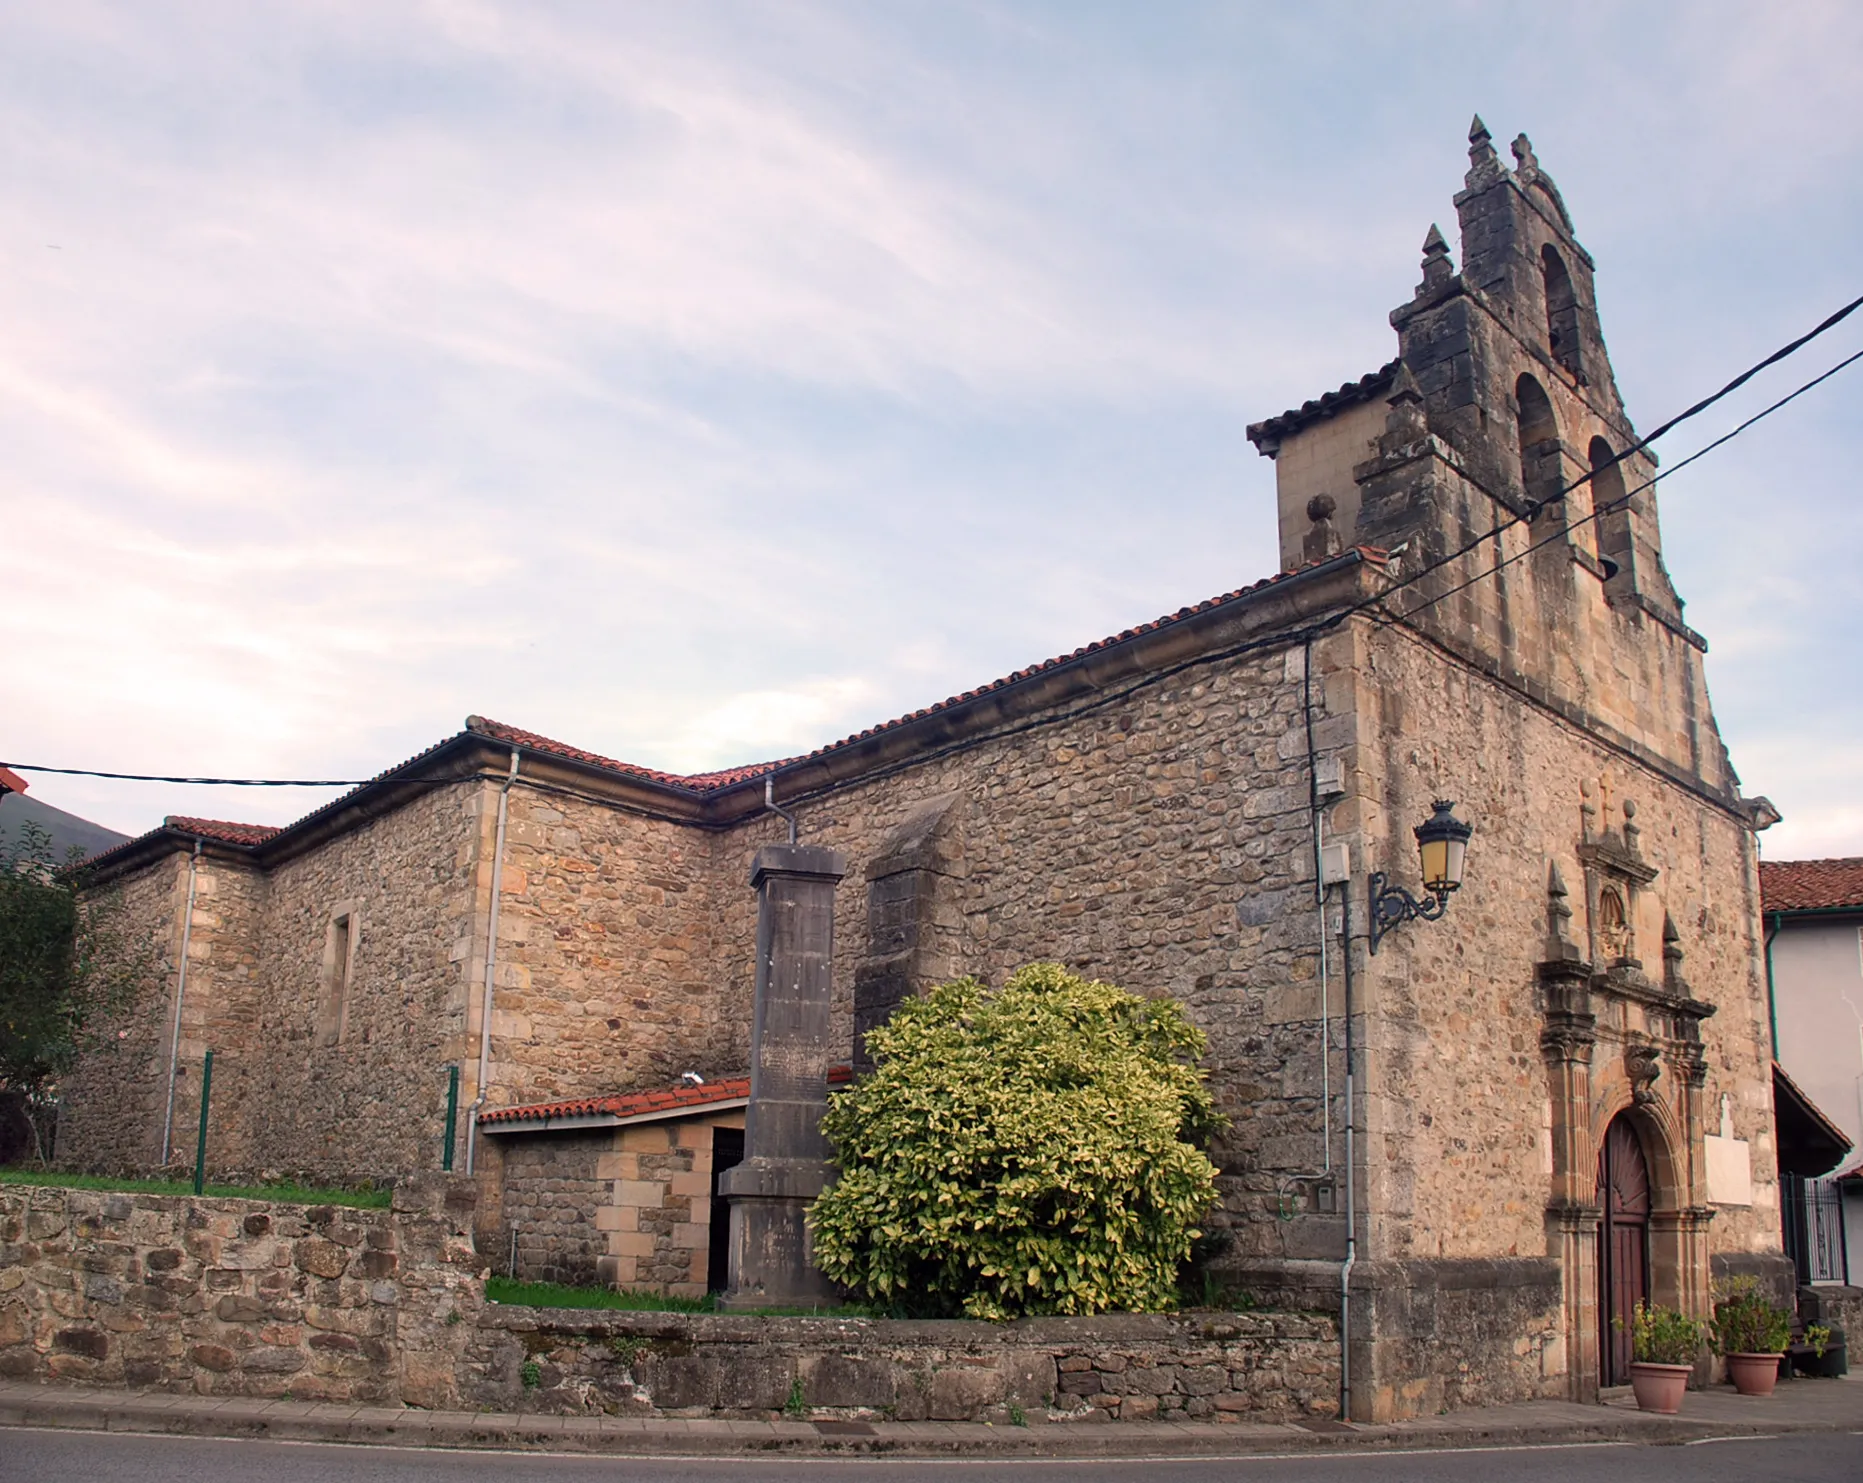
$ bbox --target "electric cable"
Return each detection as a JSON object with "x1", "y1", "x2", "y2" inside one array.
[
  {"x1": 7, "y1": 292, "x2": 1859, "y2": 801},
  {"x1": 1385, "y1": 343, "x2": 1863, "y2": 627}
]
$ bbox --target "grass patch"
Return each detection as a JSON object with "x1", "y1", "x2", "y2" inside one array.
[
  {"x1": 486, "y1": 1277, "x2": 716, "y2": 1312},
  {"x1": 0, "y1": 1168, "x2": 390, "y2": 1208}
]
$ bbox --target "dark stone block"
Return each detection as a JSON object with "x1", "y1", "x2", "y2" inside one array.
[
  {"x1": 53, "y1": 1328, "x2": 107, "y2": 1359},
  {"x1": 643, "y1": 1352, "x2": 720, "y2": 1410},
  {"x1": 802, "y1": 1352, "x2": 895, "y2": 1408},
  {"x1": 243, "y1": 1214, "x2": 272, "y2": 1237}
]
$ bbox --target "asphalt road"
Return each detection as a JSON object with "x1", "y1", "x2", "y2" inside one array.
[{"x1": 2, "y1": 1430, "x2": 1860, "y2": 1483}]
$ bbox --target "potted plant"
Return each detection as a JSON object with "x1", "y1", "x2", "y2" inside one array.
[
  {"x1": 1710, "y1": 1277, "x2": 1792, "y2": 1396},
  {"x1": 1620, "y1": 1301, "x2": 1706, "y2": 1413}
]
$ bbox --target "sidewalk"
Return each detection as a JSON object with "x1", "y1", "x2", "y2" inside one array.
[{"x1": 0, "y1": 1374, "x2": 1856, "y2": 1458}]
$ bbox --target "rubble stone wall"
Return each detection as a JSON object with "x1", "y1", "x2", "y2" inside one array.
[
  {"x1": 244, "y1": 787, "x2": 480, "y2": 1182},
  {"x1": 56, "y1": 855, "x2": 192, "y2": 1172},
  {"x1": 466, "y1": 1306, "x2": 1339, "y2": 1423},
  {"x1": 0, "y1": 1177, "x2": 481, "y2": 1407},
  {"x1": 495, "y1": 1110, "x2": 745, "y2": 1296}
]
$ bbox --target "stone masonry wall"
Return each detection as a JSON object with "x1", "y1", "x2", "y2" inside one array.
[
  {"x1": 0, "y1": 1177, "x2": 481, "y2": 1407},
  {"x1": 500, "y1": 1130, "x2": 606, "y2": 1287},
  {"x1": 494, "y1": 1110, "x2": 745, "y2": 1296},
  {"x1": 704, "y1": 641, "x2": 1348, "y2": 1269},
  {"x1": 56, "y1": 855, "x2": 189, "y2": 1172},
  {"x1": 470, "y1": 788, "x2": 735, "y2": 1110},
  {"x1": 244, "y1": 786, "x2": 480, "y2": 1182},
  {"x1": 1352, "y1": 620, "x2": 1778, "y2": 1267},
  {"x1": 467, "y1": 1307, "x2": 1338, "y2": 1423}
]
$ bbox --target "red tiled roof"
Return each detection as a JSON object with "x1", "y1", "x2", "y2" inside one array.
[
  {"x1": 83, "y1": 545, "x2": 1386, "y2": 872},
  {"x1": 481, "y1": 1066, "x2": 854, "y2": 1128},
  {"x1": 465, "y1": 718, "x2": 786, "y2": 794},
  {"x1": 166, "y1": 816, "x2": 282, "y2": 847},
  {"x1": 1760, "y1": 858, "x2": 1863, "y2": 914},
  {"x1": 0, "y1": 766, "x2": 27, "y2": 795},
  {"x1": 1247, "y1": 360, "x2": 1400, "y2": 450}
]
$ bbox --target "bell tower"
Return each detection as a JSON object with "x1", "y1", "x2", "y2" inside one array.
[{"x1": 1248, "y1": 119, "x2": 1734, "y2": 802}]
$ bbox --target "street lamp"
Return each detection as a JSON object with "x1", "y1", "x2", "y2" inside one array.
[{"x1": 1368, "y1": 799, "x2": 1473, "y2": 954}]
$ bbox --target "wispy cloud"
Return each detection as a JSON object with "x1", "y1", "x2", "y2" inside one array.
[{"x1": 1, "y1": 0, "x2": 1859, "y2": 854}]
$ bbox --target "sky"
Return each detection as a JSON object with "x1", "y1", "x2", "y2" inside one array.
[{"x1": 2, "y1": 0, "x2": 1860, "y2": 860}]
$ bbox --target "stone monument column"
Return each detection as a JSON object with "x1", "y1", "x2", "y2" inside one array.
[{"x1": 718, "y1": 843, "x2": 846, "y2": 1309}]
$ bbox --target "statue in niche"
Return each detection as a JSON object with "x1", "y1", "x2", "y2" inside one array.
[{"x1": 1598, "y1": 885, "x2": 1630, "y2": 962}]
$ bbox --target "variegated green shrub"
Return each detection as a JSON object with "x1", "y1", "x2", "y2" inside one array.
[{"x1": 809, "y1": 963, "x2": 1222, "y2": 1319}]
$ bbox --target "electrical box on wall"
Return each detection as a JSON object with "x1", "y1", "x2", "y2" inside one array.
[{"x1": 1320, "y1": 841, "x2": 1350, "y2": 886}]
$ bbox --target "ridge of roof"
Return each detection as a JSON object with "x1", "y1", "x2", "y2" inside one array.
[
  {"x1": 1759, "y1": 856, "x2": 1863, "y2": 914},
  {"x1": 83, "y1": 546, "x2": 1385, "y2": 873},
  {"x1": 464, "y1": 717, "x2": 788, "y2": 794},
  {"x1": 1246, "y1": 360, "x2": 1400, "y2": 451}
]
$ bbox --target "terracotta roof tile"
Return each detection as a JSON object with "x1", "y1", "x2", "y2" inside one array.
[
  {"x1": 481, "y1": 1066, "x2": 853, "y2": 1127},
  {"x1": 1760, "y1": 858, "x2": 1863, "y2": 913},
  {"x1": 1247, "y1": 361, "x2": 1400, "y2": 450},
  {"x1": 464, "y1": 718, "x2": 786, "y2": 794},
  {"x1": 164, "y1": 816, "x2": 283, "y2": 847}
]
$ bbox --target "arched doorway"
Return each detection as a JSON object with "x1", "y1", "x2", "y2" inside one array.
[{"x1": 1598, "y1": 1112, "x2": 1652, "y2": 1385}]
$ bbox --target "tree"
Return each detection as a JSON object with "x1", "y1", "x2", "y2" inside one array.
[
  {"x1": 0, "y1": 823, "x2": 147, "y2": 1163},
  {"x1": 809, "y1": 962, "x2": 1222, "y2": 1319}
]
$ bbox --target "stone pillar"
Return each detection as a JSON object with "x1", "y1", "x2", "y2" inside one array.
[{"x1": 718, "y1": 843, "x2": 846, "y2": 1310}]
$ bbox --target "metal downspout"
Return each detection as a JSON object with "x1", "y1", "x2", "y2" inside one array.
[
  {"x1": 1339, "y1": 880, "x2": 1359, "y2": 1422},
  {"x1": 464, "y1": 750, "x2": 520, "y2": 1177},
  {"x1": 1762, "y1": 910, "x2": 1781, "y2": 1060},
  {"x1": 159, "y1": 841, "x2": 202, "y2": 1165},
  {"x1": 1303, "y1": 637, "x2": 1332, "y2": 1169}
]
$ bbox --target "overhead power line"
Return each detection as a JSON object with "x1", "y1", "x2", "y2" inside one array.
[
  {"x1": 5, "y1": 291, "x2": 1859, "y2": 795},
  {"x1": 1387, "y1": 343, "x2": 1863, "y2": 627}
]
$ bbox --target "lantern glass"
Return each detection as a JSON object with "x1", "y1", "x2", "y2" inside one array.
[{"x1": 1413, "y1": 800, "x2": 1472, "y2": 895}]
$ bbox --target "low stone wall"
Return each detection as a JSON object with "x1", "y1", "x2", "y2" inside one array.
[
  {"x1": 466, "y1": 1307, "x2": 1340, "y2": 1422},
  {"x1": 0, "y1": 1177, "x2": 481, "y2": 1406},
  {"x1": 1799, "y1": 1286, "x2": 1862, "y2": 1346}
]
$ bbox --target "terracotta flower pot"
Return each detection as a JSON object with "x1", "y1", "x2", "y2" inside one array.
[
  {"x1": 1726, "y1": 1351, "x2": 1781, "y2": 1396},
  {"x1": 1628, "y1": 1361, "x2": 1692, "y2": 1413}
]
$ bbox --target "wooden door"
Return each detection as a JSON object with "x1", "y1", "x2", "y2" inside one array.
[{"x1": 1597, "y1": 1114, "x2": 1651, "y2": 1386}]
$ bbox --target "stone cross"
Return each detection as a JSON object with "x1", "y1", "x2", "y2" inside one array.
[{"x1": 718, "y1": 842, "x2": 847, "y2": 1309}]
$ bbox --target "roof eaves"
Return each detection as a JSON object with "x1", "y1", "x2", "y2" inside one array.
[{"x1": 1247, "y1": 360, "x2": 1400, "y2": 454}]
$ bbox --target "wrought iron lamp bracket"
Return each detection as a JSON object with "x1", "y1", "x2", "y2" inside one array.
[{"x1": 1367, "y1": 872, "x2": 1451, "y2": 955}]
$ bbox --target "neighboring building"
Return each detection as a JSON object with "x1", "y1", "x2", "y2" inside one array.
[
  {"x1": 65, "y1": 121, "x2": 1787, "y2": 1419},
  {"x1": 0, "y1": 785, "x2": 131, "y2": 862},
  {"x1": 1760, "y1": 857, "x2": 1863, "y2": 1286}
]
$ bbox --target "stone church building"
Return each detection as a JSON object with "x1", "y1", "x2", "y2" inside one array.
[{"x1": 67, "y1": 121, "x2": 1788, "y2": 1420}]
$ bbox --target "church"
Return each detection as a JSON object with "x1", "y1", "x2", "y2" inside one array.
[{"x1": 67, "y1": 120, "x2": 1788, "y2": 1420}]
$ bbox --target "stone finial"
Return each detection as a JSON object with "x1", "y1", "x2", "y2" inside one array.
[
  {"x1": 1419, "y1": 223, "x2": 1454, "y2": 291},
  {"x1": 1579, "y1": 778, "x2": 1597, "y2": 841},
  {"x1": 1466, "y1": 114, "x2": 1503, "y2": 189},
  {"x1": 1303, "y1": 494, "x2": 1341, "y2": 565},
  {"x1": 1622, "y1": 797, "x2": 1640, "y2": 851},
  {"x1": 1510, "y1": 133, "x2": 1540, "y2": 180},
  {"x1": 1544, "y1": 860, "x2": 1582, "y2": 963},
  {"x1": 1379, "y1": 361, "x2": 1428, "y2": 451}
]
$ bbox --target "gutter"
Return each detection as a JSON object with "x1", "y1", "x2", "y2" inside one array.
[{"x1": 463, "y1": 749, "x2": 520, "y2": 1176}]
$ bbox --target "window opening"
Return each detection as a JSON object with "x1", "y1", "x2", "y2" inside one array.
[
  {"x1": 316, "y1": 911, "x2": 355, "y2": 1047},
  {"x1": 1542, "y1": 244, "x2": 1582, "y2": 381}
]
